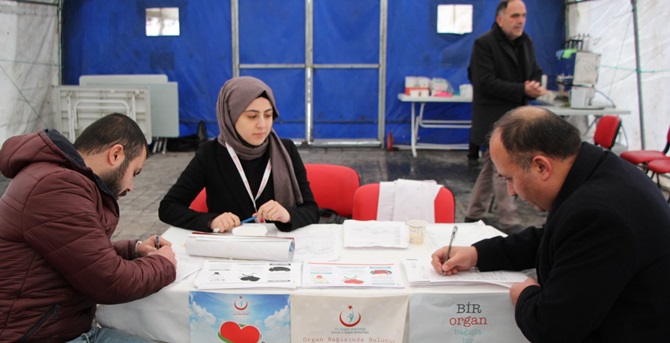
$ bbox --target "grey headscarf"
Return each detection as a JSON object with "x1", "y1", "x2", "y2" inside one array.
[{"x1": 216, "y1": 76, "x2": 303, "y2": 206}]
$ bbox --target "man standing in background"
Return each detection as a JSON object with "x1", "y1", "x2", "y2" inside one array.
[{"x1": 465, "y1": 0, "x2": 546, "y2": 232}]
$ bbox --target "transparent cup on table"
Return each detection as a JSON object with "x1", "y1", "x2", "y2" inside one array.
[{"x1": 406, "y1": 219, "x2": 427, "y2": 245}]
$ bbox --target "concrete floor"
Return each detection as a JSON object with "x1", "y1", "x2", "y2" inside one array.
[{"x1": 109, "y1": 146, "x2": 548, "y2": 241}]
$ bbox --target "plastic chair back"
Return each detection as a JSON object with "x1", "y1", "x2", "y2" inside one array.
[
  {"x1": 305, "y1": 164, "x2": 360, "y2": 217},
  {"x1": 190, "y1": 188, "x2": 208, "y2": 213},
  {"x1": 593, "y1": 115, "x2": 621, "y2": 150}
]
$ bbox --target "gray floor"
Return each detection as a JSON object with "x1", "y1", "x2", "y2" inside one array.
[{"x1": 108, "y1": 146, "x2": 548, "y2": 241}]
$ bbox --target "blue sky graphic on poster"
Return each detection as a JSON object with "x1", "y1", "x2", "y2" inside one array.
[{"x1": 189, "y1": 291, "x2": 290, "y2": 343}]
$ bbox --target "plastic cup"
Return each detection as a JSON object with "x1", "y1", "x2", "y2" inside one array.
[{"x1": 406, "y1": 219, "x2": 427, "y2": 245}]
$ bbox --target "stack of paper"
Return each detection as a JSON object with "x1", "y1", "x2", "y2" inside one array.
[
  {"x1": 193, "y1": 260, "x2": 301, "y2": 289},
  {"x1": 184, "y1": 233, "x2": 295, "y2": 262},
  {"x1": 276, "y1": 224, "x2": 341, "y2": 261},
  {"x1": 301, "y1": 262, "x2": 405, "y2": 288},
  {"x1": 343, "y1": 220, "x2": 408, "y2": 248},
  {"x1": 402, "y1": 259, "x2": 528, "y2": 288}
]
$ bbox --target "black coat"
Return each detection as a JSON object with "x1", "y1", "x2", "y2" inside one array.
[
  {"x1": 159, "y1": 138, "x2": 319, "y2": 232},
  {"x1": 468, "y1": 24, "x2": 543, "y2": 146},
  {"x1": 474, "y1": 143, "x2": 670, "y2": 342}
]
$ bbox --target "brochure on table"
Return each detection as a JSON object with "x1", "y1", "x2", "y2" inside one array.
[
  {"x1": 193, "y1": 260, "x2": 301, "y2": 290},
  {"x1": 302, "y1": 262, "x2": 405, "y2": 288}
]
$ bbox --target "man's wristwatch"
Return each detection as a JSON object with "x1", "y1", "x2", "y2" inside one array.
[{"x1": 134, "y1": 240, "x2": 141, "y2": 258}]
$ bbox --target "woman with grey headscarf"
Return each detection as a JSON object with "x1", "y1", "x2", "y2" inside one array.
[{"x1": 159, "y1": 76, "x2": 319, "y2": 232}]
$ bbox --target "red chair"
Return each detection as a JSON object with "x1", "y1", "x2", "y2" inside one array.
[
  {"x1": 305, "y1": 164, "x2": 360, "y2": 217},
  {"x1": 189, "y1": 164, "x2": 360, "y2": 217},
  {"x1": 644, "y1": 158, "x2": 670, "y2": 203},
  {"x1": 593, "y1": 115, "x2": 622, "y2": 150},
  {"x1": 189, "y1": 188, "x2": 208, "y2": 212},
  {"x1": 352, "y1": 183, "x2": 455, "y2": 223},
  {"x1": 620, "y1": 125, "x2": 670, "y2": 168}
]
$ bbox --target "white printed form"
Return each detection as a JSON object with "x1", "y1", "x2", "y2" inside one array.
[
  {"x1": 193, "y1": 260, "x2": 301, "y2": 290},
  {"x1": 402, "y1": 259, "x2": 527, "y2": 288},
  {"x1": 302, "y1": 262, "x2": 405, "y2": 288},
  {"x1": 276, "y1": 224, "x2": 341, "y2": 261},
  {"x1": 342, "y1": 220, "x2": 409, "y2": 248}
]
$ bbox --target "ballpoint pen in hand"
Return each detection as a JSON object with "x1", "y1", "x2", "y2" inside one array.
[
  {"x1": 241, "y1": 216, "x2": 256, "y2": 224},
  {"x1": 445, "y1": 225, "x2": 458, "y2": 263},
  {"x1": 155, "y1": 235, "x2": 161, "y2": 249}
]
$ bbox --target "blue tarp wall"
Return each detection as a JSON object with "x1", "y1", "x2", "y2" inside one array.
[{"x1": 62, "y1": 0, "x2": 564, "y2": 146}]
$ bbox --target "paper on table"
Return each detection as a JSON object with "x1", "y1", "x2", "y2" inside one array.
[
  {"x1": 402, "y1": 259, "x2": 527, "y2": 288},
  {"x1": 174, "y1": 254, "x2": 207, "y2": 282},
  {"x1": 276, "y1": 224, "x2": 341, "y2": 261},
  {"x1": 184, "y1": 233, "x2": 294, "y2": 262},
  {"x1": 232, "y1": 223, "x2": 267, "y2": 236},
  {"x1": 426, "y1": 221, "x2": 506, "y2": 250},
  {"x1": 193, "y1": 260, "x2": 301, "y2": 289},
  {"x1": 302, "y1": 262, "x2": 405, "y2": 288},
  {"x1": 342, "y1": 220, "x2": 408, "y2": 248}
]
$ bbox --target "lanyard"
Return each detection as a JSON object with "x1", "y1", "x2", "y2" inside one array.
[{"x1": 225, "y1": 142, "x2": 272, "y2": 212}]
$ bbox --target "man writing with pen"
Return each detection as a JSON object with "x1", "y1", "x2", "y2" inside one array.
[
  {"x1": 431, "y1": 107, "x2": 670, "y2": 342},
  {"x1": 0, "y1": 113, "x2": 177, "y2": 342},
  {"x1": 159, "y1": 76, "x2": 319, "y2": 233}
]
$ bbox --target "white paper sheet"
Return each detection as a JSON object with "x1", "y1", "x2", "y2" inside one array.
[
  {"x1": 425, "y1": 221, "x2": 506, "y2": 250},
  {"x1": 402, "y1": 259, "x2": 528, "y2": 288},
  {"x1": 342, "y1": 220, "x2": 408, "y2": 248},
  {"x1": 276, "y1": 224, "x2": 341, "y2": 261}
]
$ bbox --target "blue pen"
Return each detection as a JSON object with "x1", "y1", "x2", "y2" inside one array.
[{"x1": 241, "y1": 216, "x2": 256, "y2": 224}]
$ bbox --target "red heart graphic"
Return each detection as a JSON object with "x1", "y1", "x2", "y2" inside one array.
[{"x1": 218, "y1": 321, "x2": 261, "y2": 343}]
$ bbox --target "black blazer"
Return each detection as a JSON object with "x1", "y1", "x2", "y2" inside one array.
[
  {"x1": 474, "y1": 143, "x2": 670, "y2": 342},
  {"x1": 159, "y1": 138, "x2": 319, "y2": 232},
  {"x1": 468, "y1": 24, "x2": 543, "y2": 146}
]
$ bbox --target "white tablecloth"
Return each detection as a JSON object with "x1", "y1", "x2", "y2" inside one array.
[{"x1": 96, "y1": 223, "x2": 528, "y2": 343}]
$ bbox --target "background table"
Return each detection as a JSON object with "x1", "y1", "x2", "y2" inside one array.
[
  {"x1": 397, "y1": 94, "x2": 472, "y2": 157},
  {"x1": 538, "y1": 104, "x2": 631, "y2": 148},
  {"x1": 96, "y1": 223, "x2": 528, "y2": 343}
]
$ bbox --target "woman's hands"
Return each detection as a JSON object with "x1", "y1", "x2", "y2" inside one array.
[
  {"x1": 209, "y1": 212, "x2": 242, "y2": 233},
  {"x1": 208, "y1": 200, "x2": 291, "y2": 233},
  {"x1": 255, "y1": 200, "x2": 290, "y2": 223}
]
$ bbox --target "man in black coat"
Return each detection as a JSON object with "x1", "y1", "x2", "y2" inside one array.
[
  {"x1": 465, "y1": 0, "x2": 546, "y2": 232},
  {"x1": 434, "y1": 106, "x2": 670, "y2": 342}
]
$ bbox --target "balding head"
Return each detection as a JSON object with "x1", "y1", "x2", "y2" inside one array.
[{"x1": 491, "y1": 106, "x2": 582, "y2": 170}]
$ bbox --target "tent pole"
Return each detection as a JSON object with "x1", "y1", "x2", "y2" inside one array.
[{"x1": 631, "y1": 0, "x2": 645, "y2": 149}]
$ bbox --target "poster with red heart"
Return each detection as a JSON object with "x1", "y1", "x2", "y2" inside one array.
[{"x1": 189, "y1": 292, "x2": 290, "y2": 343}]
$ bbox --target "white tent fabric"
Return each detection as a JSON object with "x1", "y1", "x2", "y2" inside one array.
[
  {"x1": 568, "y1": 0, "x2": 670, "y2": 150},
  {"x1": 0, "y1": 0, "x2": 59, "y2": 146}
]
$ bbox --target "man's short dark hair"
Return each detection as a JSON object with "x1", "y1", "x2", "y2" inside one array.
[
  {"x1": 496, "y1": 0, "x2": 510, "y2": 17},
  {"x1": 74, "y1": 113, "x2": 148, "y2": 161},
  {"x1": 492, "y1": 106, "x2": 582, "y2": 170}
]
